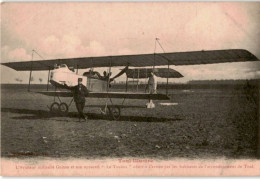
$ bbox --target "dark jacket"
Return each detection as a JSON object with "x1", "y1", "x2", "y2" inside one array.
[{"x1": 70, "y1": 84, "x2": 89, "y2": 103}]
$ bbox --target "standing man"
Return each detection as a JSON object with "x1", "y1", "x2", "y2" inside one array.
[
  {"x1": 146, "y1": 72, "x2": 157, "y2": 108},
  {"x1": 147, "y1": 72, "x2": 158, "y2": 94},
  {"x1": 73, "y1": 78, "x2": 89, "y2": 121},
  {"x1": 65, "y1": 78, "x2": 89, "y2": 121}
]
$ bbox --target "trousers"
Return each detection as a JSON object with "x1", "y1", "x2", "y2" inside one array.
[{"x1": 75, "y1": 101, "x2": 86, "y2": 119}]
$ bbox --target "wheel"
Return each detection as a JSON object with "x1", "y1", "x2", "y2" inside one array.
[
  {"x1": 108, "y1": 105, "x2": 121, "y2": 120},
  {"x1": 50, "y1": 102, "x2": 60, "y2": 115},
  {"x1": 59, "y1": 102, "x2": 69, "y2": 116}
]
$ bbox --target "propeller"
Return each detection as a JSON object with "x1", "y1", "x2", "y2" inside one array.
[{"x1": 110, "y1": 65, "x2": 129, "y2": 82}]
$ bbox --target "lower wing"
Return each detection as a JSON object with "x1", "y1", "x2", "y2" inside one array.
[{"x1": 37, "y1": 91, "x2": 170, "y2": 100}]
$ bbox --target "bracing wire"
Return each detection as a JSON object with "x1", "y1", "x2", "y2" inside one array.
[
  {"x1": 156, "y1": 38, "x2": 166, "y2": 53},
  {"x1": 153, "y1": 38, "x2": 167, "y2": 71},
  {"x1": 32, "y1": 49, "x2": 45, "y2": 60},
  {"x1": 154, "y1": 38, "x2": 157, "y2": 53}
]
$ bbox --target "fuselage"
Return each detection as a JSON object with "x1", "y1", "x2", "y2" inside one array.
[
  {"x1": 50, "y1": 64, "x2": 87, "y2": 88},
  {"x1": 50, "y1": 64, "x2": 107, "y2": 92}
]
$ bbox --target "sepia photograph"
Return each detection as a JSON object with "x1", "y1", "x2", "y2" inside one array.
[{"x1": 1, "y1": 1, "x2": 260, "y2": 176}]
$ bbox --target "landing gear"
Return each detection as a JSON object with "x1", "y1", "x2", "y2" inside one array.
[
  {"x1": 100, "y1": 105, "x2": 121, "y2": 120},
  {"x1": 100, "y1": 105, "x2": 110, "y2": 116},
  {"x1": 50, "y1": 102, "x2": 60, "y2": 114},
  {"x1": 49, "y1": 90, "x2": 73, "y2": 116},
  {"x1": 99, "y1": 97, "x2": 123, "y2": 120},
  {"x1": 108, "y1": 105, "x2": 121, "y2": 120},
  {"x1": 49, "y1": 102, "x2": 69, "y2": 116},
  {"x1": 48, "y1": 89, "x2": 123, "y2": 120},
  {"x1": 59, "y1": 102, "x2": 69, "y2": 116}
]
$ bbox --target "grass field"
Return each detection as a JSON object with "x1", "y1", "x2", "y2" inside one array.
[{"x1": 1, "y1": 84, "x2": 259, "y2": 159}]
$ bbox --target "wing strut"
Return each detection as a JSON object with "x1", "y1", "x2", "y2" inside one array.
[
  {"x1": 28, "y1": 66, "x2": 32, "y2": 92},
  {"x1": 153, "y1": 53, "x2": 156, "y2": 72},
  {"x1": 125, "y1": 76, "x2": 128, "y2": 92},
  {"x1": 137, "y1": 69, "x2": 140, "y2": 92},
  {"x1": 133, "y1": 69, "x2": 135, "y2": 91},
  {"x1": 166, "y1": 61, "x2": 169, "y2": 95},
  {"x1": 28, "y1": 51, "x2": 34, "y2": 92},
  {"x1": 107, "y1": 57, "x2": 112, "y2": 92},
  {"x1": 47, "y1": 67, "x2": 50, "y2": 91},
  {"x1": 145, "y1": 68, "x2": 148, "y2": 92}
]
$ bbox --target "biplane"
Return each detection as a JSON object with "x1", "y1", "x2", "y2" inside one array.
[{"x1": 1, "y1": 49, "x2": 259, "y2": 120}]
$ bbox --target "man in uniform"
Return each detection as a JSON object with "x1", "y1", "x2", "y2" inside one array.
[{"x1": 66, "y1": 78, "x2": 89, "y2": 121}]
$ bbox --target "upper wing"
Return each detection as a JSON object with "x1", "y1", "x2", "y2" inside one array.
[
  {"x1": 37, "y1": 91, "x2": 170, "y2": 100},
  {"x1": 2, "y1": 49, "x2": 258, "y2": 71}
]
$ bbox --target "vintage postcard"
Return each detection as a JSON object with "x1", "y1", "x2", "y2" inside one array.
[{"x1": 1, "y1": 2, "x2": 260, "y2": 176}]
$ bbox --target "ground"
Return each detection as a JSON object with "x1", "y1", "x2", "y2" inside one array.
[{"x1": 1, "y1": 85, "x2": 258, "y2": 159}]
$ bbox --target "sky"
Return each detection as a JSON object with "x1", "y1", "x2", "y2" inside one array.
[{"x1": 1, "y1": 2, "x2": 260, "y2": 84}]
